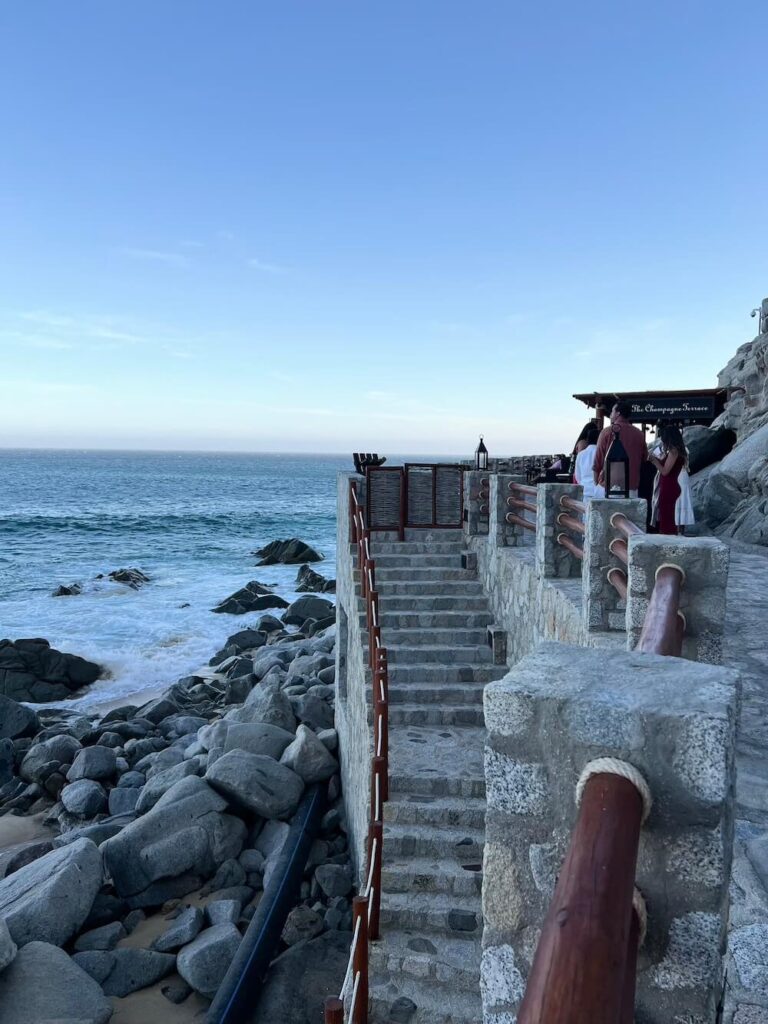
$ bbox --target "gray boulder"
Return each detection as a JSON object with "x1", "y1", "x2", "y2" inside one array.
[
  {"x1": 205, "y1": 750, "x2": 304, "y2": 819},
  {"x1": 206, "y1": 898, "x2": 240, "y2": 925},
  {"x1": 60, "y1": 779, "x2": 108, "y2": 818},
  {"x1": 103, "y1": 567, "x2": 150, "y2": 589},
  {"x1": 0, "y1": 916, "x2": 17, "y2": 971},
  {"x1": 101, "y1": 776, "x2": 246, "y2": 900},
  {"x1": 282, "y1": 904, "x2": 324, "y2": 946},
  {"x1": 0, "y1": 737, "x2": 14, "y2": 785},
  {"x1": 282, "y1": 595, "x2": 335, "y2": 627},
  {"x1": 249, "y1": 930, "x2": 350, "y2": 1023},
  {"x1": 280, "y1": 725, "x2": 338, "y2": 783},
  {"x1": 255, "y1": 821, "x2": 291, "y2": 890},
  {"x1": 108, "y1": 786, "x2": 141, "y2": 816},
  {"x1": 292, "y1": 694, "x2": 334, "y2": 731},
  {"x1": 0, "y1": 837, "x2": 103, "y2": 946},
  {"x1": 177, "y1": 922, "x2": 242, "y2": 998},
  {"x1": 226, "y1": 628, "x2": 268, "y2": 652},
  {"x1": 255, "y1": 538, "x2": 324, "y2": 565},
  {"x1": 74, "y1": 920, "x2": 126, "y2": 951},
  {"x1": 134, "y1": 759, "x2": 200, "y2": 813},
  {"x1": 67, "y1": 744, "x2": 117, "y2": 782},
  {"x1": 213, "y1": 581, "x2": 288, "y2": 615},
  {"x1": 256, "y1": 613, "x2": 284, "y2": 634},
  {"x1": 20, "y1": 734, "x2": 81, "y2": 783},
  {"x1": 215, "y1": 721, "x2": 296, "y2": 760},
  {"x1": 72, "y1": 949, "x2": 115, "y2": 983},
  {"x1": 0, "y1": 942, "x2": 112, "y2": 1024},
  {"x1": 101, "y1": 947, "x2": 176, "y2": 996},
  {"x1": 52, "y1": 582, "x2": 82, "y2": 596},
  {"x1": 0, "y1": 638, "x2": 101, "y2": 702},
  {"x1": 296, "y1": 564, "x2": 336, "y2": 594},
  {"x1": 235, "y1": 679, "x2": 296, "y2": 732},
  {"x1": 315, "y1": 863, "x2": 352, "y2": 898},
  {"x1": 0, "y1": 696, "x2": 38, "y2": 740},
  {"x1": 152, "y1": 905, "x2": 204, "y2": 952}
]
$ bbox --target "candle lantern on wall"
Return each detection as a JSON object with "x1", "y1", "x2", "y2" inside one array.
[
  {"x1": 475, "y1": 436, "x2": 489, "y2": 472},
  {"x1": 605, "y1": 427, "x2": 630, "y2": 498}
]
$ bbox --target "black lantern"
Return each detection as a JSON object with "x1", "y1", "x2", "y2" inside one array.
[
  {"x1": 605, "y1": 427, "x2": 630, "y2": 498},
  {"x1": 475, "y1": 436, "x2": 489, "y2": 471}
]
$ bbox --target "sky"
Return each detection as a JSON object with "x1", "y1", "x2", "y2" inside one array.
[{"x1": 1, "y1": 1, "x2": 767, "y2": 455}]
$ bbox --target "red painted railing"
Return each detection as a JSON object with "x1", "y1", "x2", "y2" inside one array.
[
  {"x1": 325, "y1": 481, "x2": 389, "y2": 1023},
  {"x1": 506, "y1": 481, "x2": 538, "y2": 532},
  {"x1": 556, "y1": 493, "x2": 585, "y2": 561}
]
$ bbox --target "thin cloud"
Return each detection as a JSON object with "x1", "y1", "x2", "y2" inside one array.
[
  {"x1": 121, "y1": 248, "x2": 189, "y2": 268},
  {"x1": 247, "y1": 257, "x2": 289, "y2": 274}
]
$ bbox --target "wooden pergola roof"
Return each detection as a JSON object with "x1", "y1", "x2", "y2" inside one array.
[{"x1": 572, "y1": 388, "x2": 728, "y2": 427}]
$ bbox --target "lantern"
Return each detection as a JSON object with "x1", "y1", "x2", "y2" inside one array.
[
  {"x1": 475, "y1": 436, "x2": 489, "y2": 472},
  {"x1": 605, "y1": 427, "x2": 630, "y2": 498}
]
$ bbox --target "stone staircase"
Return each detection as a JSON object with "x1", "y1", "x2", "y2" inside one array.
[{"x1": 360, "y1": 530, "x2": 506, "y2": 1024}]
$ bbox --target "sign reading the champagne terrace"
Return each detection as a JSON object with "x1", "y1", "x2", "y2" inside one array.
[{"x1": 627, "y1": 395, "x2": 716, "y2": 422}]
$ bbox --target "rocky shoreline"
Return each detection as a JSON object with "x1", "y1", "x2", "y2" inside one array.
[{"x1": 0, "y1": 549, "x2": 348, "y2": 1023}]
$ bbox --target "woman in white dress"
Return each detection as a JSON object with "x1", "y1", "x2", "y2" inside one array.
[{"x1": 574, "y1": 427, "x2": 605, "y2": 500}]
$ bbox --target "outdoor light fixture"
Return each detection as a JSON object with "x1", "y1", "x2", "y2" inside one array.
[
  {"x1": 475, "y1": 436, "x2": 489, "y2": 472},
  {"x1": 605, "y1": 427, "x2": 630, "y2": 498}
]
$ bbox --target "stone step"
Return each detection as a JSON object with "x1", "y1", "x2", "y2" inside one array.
[
  {"x1": 368, "y1": 610, "x2": 493, "y2": 629},
  {"x1": 374, "y1": 580, "x2": 485, "y2": 597},
  {"x1": 389, "y1": 771, "x2": 486, "y2": 799},
  {"x1": 383, "y1": 663, "x2": 506, "y2": 685},
  {"x1": 380, "y1": 891, "x2": 483, "y2": 937},
  {"x1": 388, "y1": 683, "x2": 485, "y2": 706},
  {"x1": 370, "y1": 975, "x2": 483, "y2": 1024},
  {"x1": 374, "y1": 567, "x2": 475, "y2": 582},
  {"x1": 384, "y1": 795, "x2": 487, "y2": 830},
  {"x1": 382, "y1": 856, "x2": 483, "y2": 898},
  {"x1": 369, "y1": 929, "x2": 482, "y2": 995},
  {"x1": 371, "y1": 553, "x2": 464, "y2": 569},
  {"x1": 369, "y1": 627, "x2": 489, "y2": 648},
  {"x1": 382, "y1": 644, "x2": 493, "y2": 664},
  {"x1": 371, "y1": 541, "x2": 467, "y2": 555},
  {"x1": 377, "y1": 595, "x2": 491, "y2": 612},
  {"x1": 384, "y1": 703, "x2": 485, "y2": 727},
  {"x1": 384, "y1": 822, "x2": 485, "y2": 862},
  {"x1": 371, "y1": 528, "x2": 464, "y2": 544}
]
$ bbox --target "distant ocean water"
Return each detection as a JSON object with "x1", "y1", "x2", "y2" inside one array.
[{"x1": 0, "y1": 450, "x2": 350, "y2": 710}]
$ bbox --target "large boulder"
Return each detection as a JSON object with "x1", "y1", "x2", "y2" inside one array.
[
  {"x1": 692, "y1": 422, "x2": 768, "y2": 538},
  {"x1": 67, "y1": 744, "x2": 117, "y2": 782},
  {"x1": 684, "y1": 425, "x2": 737, "y2": 475},
  {"x1": 0, "y1": 696, "x2": 39, "y2": 740},
  {"x1": 282, "y1": 595, "x2": 335, "y2": 628},
  {"x1": 202, "y1": 721, "x2": 295, "y2": 761},
  {"x1": 96, "y1": 567, "x2": 150, "y2": 589},
  {"x1": 101, "y1": 776, "x2": 246, "y2": 901},
  {"x1": 0, "y1": 639, "x2": 101, "y2": 702},
  {"x1": 205, "y1": 750, "x2": 304, "y2": 819},
  {"x1": 250, "y1": 930, "x2": 351, "y2": 1023},
  {"x1": 177, "y1": 922, "x2": 242, "y2": 998},
  {"x1": 212, "y1": 582, "x2": 289, "y2": 615},
  {"x1": 296, "y1": 564, "x2": 336, "y2": 594},
  {"x1": 0, "y1": 941, "x2": 113, "y2": 1024},
  {"x1": 0, "y1": 838, "x2": 103, "y2": 947},
  {"x1": 20, "y1": 734, "x2": 82, "y2": 784},
  {"x1": 280, "y1": 725, "x2": 338, "y2": 783},
  {"x1": 0, "y1": 917, "x2": 17, "y2": 971},
  {"x1": 60, "y1": 779, "x2": 108, "y2": 818},
  {"x1": 255, "y1": 538, "x2": 324, "y2": 565},
  {"x1": 101, "y1": 947, "x2": 176, "y2": 996},
  {"x1": 232, "y1": 679, "x2": 296, "y2": 732}
]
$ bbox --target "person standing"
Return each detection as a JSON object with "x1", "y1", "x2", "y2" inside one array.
[
  {"x1": 574, "y1": 426, "x2": 605, "y2": 500},
  {"x1": 592, "y1": 400, "x2": 648, "y2": 497},
  {"x1": 649, "y1": 424, "x2": 687, "y2": 535}
]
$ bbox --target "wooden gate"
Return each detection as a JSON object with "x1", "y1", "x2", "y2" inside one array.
[{"x1": 405, "y1": 463, "x2": 464, "y2": 529}]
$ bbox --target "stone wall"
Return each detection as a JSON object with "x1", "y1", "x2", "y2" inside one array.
[
  {"x1": 334, "y1": 472, "x2": 373, "y2": 883},
  {"x1": 482, "y1": 642, "x2": 741, "y2": 1024}
]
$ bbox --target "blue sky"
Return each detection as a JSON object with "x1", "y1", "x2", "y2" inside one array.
[{"x1": 1, "y1": 1, "x2": 766, "y2": 455}]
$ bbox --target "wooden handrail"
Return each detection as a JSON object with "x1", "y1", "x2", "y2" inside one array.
[
  {"x1": 610, "y1": 512, "x2": 643, "y2": 540},
  {"x1": 324, "y1": 996, "x2": 344, "y2": 1023},
  {"x1": 518, "y1": 771, "x2": 645, "y2": 1024},
  {"x1": 508, "y1": 496, "x2": 537, "y2": 515},
  {"x1": 557, "y1": 533, "x2": 583, "y2": 560},
  {"x1": 609, "y1": 538, "x2": 628, "y2": 565},
  {"x1": 556, "y1": 511, "x2": 585, "y2": 536},
  {"x1": 351, "y1": 896, "x2": 369, "y2": 1024},
  {"x1": 509, "y1": 482, "x2": 537, "y2": 497},
  {"x1": 619, "y1": 903, "x2": 643, "y2": 1024},
  {"x1": 607, "y1": 567, "x2": 628, "y2": 601},
  {"x1": 637, "y1": 565, "x2": 685, "y2": 657},
  {"x1": 560, "y1": 495, "x2": 586, "y2": 515},
  {"x1": 506, "y1": 512, "x2": 536, "y2": 532}
]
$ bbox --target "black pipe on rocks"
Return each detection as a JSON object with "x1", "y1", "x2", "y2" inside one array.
[{"x1": 208, "y1": 782, "x2": 327, "y2": 1024}]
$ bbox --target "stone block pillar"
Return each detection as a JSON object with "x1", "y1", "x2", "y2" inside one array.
[
  {"x1": 582, "y1": 498, "x2": 647, "y2": 634},
  {"x1": 626, "y1": 534, "x2": 730, "y2": 664},
  {"x1": 495, "y1": 474, "x2": 533, "y2": 548},
  {"x1": 535, "y1": 483, "x2": 583, "y2": 578},
  {"x1": 481, "y1": 641, "x2": 739, "y2": 1024},
  {"x1": 463, "y1": 470, "x2": 489, "y2": 539}
]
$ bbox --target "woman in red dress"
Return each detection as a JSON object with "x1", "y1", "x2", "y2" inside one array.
[{"x1": 649, "y1": 424, "x2": 687, "y2": 535}]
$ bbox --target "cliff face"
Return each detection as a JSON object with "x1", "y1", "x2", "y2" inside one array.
[{"x1": 691, "y1": 322, "x2": 768, "y2": 546}]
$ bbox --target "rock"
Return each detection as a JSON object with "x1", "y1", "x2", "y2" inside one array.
[
  {"x1": 0, "y1": 941, "x2": 113, "y2": 1024},
  {"x1": 307, "y1": 615, "x2": 336, "y2": 637},
  {"x1": 238, "y1": 849, "x2": 265, "y2": 875},
  {"x1": 219, "y1": 722, "x2": 296, "y2": 761},
  {"x1": 72, "y1": 949, "x2": 115, "y2": 983},
  {"x1": 282, "y1": 595, "x2": 335, "y2": 628},
  {"x1": 0, "y1": 696, "x2": 38, "y2": 740},
  {"x1": 0, "y1": 916, "x2": 17, "y2": 971},
  {"x1": 256, "y1": 613, "x2": 284, "y2": 634},
  {"x1": 255, "y1": 538, "x2": 324, "y2": 565},
  {"x1": 280, "y1": 725, "x2": 338, "y2": 783},
  {"x1": 162, "y1": 979, "x2": 193, "y2": 1003},
  {"x1": 282, "y1": 904, "x2": 324, "y2": 946},
  {"x1": 314, "y1": 863, "x2": 352, "y2": 898},
  {"x1": 206, "y1": 858, "x2": 246, "y2": 892},
  {"x1": 52, "y1": 582, "x2": 82, "y2": 596},
  {"x1": 19, "y1": 734, "x2": 81, "y2": 783},
  {"x1": 684, "y1": 425, "x2": 737, "y2": 475},
  {"x1": 317, "y1": 729, "x2": 338, "y2": 752},
  {"x1": 135, "y1": 696, "x2": 179, "y2": 724},
  {"x1": 61, "y1": 779, "x2": 108, "y2": 818},
  {"x1": 0, "y1": 638, "x2": 101, "y2": 702},
  {"x1": 206, "y1": 750, "x2": 304, "y2": 819},
  {"x1": 54, "y1": 819, "x2": 126, "y2": 849},
  {"x1": 226, "y1": 628, "x2": 268, "y2": 652},
  {"x1": 0, "y1": 839, "x2": 54, "y2": 881},
  {"x1": 109, "y1": 786, "x2": 141, "y2": 815},
  {"x1": 291, "y1": 694, "x2": 334, "y2": 731},
  {"x1": 67, "y1": 744, "x2": 117, "y2": 782},
  {"x1": 135, "y1": 759, "x2": 200, "y2": 813},
  {"x1": 212, "y1": 581, "x2": 288, "y2": 615},
  {"x1": 318, "y1": 665, "x2": 335, "y2": 685},
  {"x1": 117, "y1": 769, "x2": 146, "y2": 788},
  {"x1": 256, "y1": 821, "x2": 291, "y2": 890},
  {"x1": 74, "y1": 920, "x2": 126, "y2": 951},
  {"x1": 103, "y1": 567, "x2": 150, "y2": 589},
  {"x1": 177, "y1": 922, "x2": 242, "y2": 998},
  {"x1": 296, "y1": 564, "x2": 336, "y2": 594},
  {"x1": 101, "y1": 947, "x2": 176, "y2": 996},
  {"x1": 123, "y1": 908, "x2": 146, "y2": 934},
  {"x1": 152, "y1": 905, "x2": 204, "y2": 952},
  {"x1": 0, "y1": 837, "x2": 103, "y2": 947},
  {"x1": 250, "y1": 930, "x2": 350, "y2": 1021},
  {"x1": 82, "y1": 892, "x2": 129, "y2": 930},
  {"x1": 206, "y1": 899, "x2": 240, "y2": 925},
  {"x1": 160, "y1": 714, "x2": 208, "y2": 738},
  {"x1": 0, "y1": 737, "x2": 14, "y2": 785},
  {"x1": 101, "y1": 776, "x2": 246, "y2": 901}
]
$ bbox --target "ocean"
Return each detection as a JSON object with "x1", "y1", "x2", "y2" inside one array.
[{"x1": 0, "y1": 450, "x2": 349, "y2": 711}]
